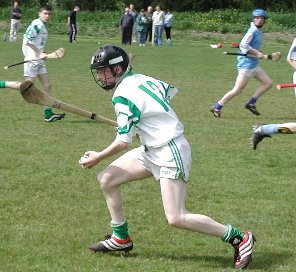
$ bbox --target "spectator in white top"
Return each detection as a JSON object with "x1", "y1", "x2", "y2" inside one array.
[{"x1": 152, "y1": 5, "x2": 165, "y2": 46}]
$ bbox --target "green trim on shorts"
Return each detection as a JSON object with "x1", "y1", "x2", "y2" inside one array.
[{"x1": 168, "y1": 140, "x2": 185, "y2": 179}]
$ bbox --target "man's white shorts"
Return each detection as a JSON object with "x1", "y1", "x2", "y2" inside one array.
[
  {"x1": 238, "y1": 66, "x2": 264, "y2": 78},
  {"x1": 137, "y1": 134, "x2": 192, "y2": 182},
  {"x1": 24, "y1": 60, "x2": 47, "y2": 77}
]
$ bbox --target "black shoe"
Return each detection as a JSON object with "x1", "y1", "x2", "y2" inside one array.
[
  {"x1": 45, "y1": 113, "x2": 65, "y2": 122},
  {"x1": 245, "y1": 103, "x2": 260, "y2": 115},
  {"x1": 250, "y1": 124, "x2": 271, "y2": 150},
  {"x1": 89, "y1": 235, "x2": 133, "y2": 253},
  {"x1": 210, "y1": 106, "x2": 221, "y2": 117}
]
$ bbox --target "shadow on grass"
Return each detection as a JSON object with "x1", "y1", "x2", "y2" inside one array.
[{"x1": 103, "y1": 249, "x2": 292, "y2": 270}]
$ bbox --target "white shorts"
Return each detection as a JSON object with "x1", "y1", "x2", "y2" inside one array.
[
  {"x1": 137, "y1": 135, "x2": 192, "y2": 182},
  {"x1": 238, "y1": 66, "x2": 263, "y2": 78},
  {"x1": 24, "y1": 60, "x2": 47, "y2": 77}
]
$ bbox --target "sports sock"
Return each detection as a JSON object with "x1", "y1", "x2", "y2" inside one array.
[
  {"x1": 111, "y1": 220, "x2": 129, "y2": 240},
  {"x1": 247, "y1": 96, "x2": 257, "y2": 105},
  {"x1": 0, "y1": 80, "x2": 6, "y2": 88},
  {"x1": 221, "y1": 224, "x2": 244, "y2": 245},
  {"x1": 261, "y1": 124, "x2": 278, "y2": 135},
  {"x1": 44, "y1": 107, "x2": 53, "y2": 119},
  {"x1": 214, "y1": 102, "x2": 223, "y2": 110}
]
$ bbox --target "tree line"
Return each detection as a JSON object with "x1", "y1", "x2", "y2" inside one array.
[{"x1": 0, "y1": 0, "x2": 295, "y2": 11}]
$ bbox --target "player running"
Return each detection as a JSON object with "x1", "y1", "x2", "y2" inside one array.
[
  {"x1": 210, "y1": 9, "x2": 272, "y2": 117},
  {"x1": 79, "y1": 44, "x2": 256, "y2": 269},
  {"x1": 22, "y1": 5, "x2": 65, "y2": 122}
]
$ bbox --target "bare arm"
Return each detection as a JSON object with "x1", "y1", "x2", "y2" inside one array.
[
  {"x1": 25, "y1": 42, "x2": 47, "y2": 59},
  {"x1": 79, "y1": 138, "x2": 130, "y2": 169}
]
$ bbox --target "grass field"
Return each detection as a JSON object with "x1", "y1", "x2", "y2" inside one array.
[{"x1": 0, "y1": 34, "x2": 295, "y2": 272}]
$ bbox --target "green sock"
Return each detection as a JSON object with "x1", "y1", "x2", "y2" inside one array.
[
  {"x1": 221, "y1": 224, "x2": 244, "y2": 244},
  {"x1": 44, "y1": 107, "x2": 53, "y2": 118},
  {"x1": 111, "y1": 220, "x2": 129, "y2": 240},
  {"x1": 0, "y1": 81, "x2": 6, "y2": 88}
]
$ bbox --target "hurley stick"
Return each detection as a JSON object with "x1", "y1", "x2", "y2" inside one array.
[
  {"x1": 223, "y1": 51, "x2": 281, "y2": 61},
  {"x1": 4, "y1": 48, "x2": 66, "y2": 69},
  {"x1": 20, "y1": 80, "x2": 117, "y2": 126}
]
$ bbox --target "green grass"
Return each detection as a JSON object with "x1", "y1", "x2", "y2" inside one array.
[{"x1": 0, "y1": 34, "x2": 295, "y2": 272}]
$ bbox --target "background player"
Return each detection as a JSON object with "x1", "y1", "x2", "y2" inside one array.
[
  {"x1": 210, "y1": 9, "x2": 273, "y2": 117},
  {"x1": 67, "y1": 5, "x2": 80, "y2": 43},
  {"x1": 22, "y1": 5, "x2": 65, "y2": 122},
  {"x1": 79, "y1": 44, "x2": 255, "y2": 269}
]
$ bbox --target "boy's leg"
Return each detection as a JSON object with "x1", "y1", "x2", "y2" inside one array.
[
  {"x1": 89, "y1": 148, "x2": 152, "y2": 253},
  {"x1": 210, "y1": 73, "x2": 249, "y2": 117},
  {"x1": 0, "y1": 80, "x2": 21, "y2": 90},
  {"x1": 31, "y1": 73, "x2": 65, "y2": 122},
  {"x1": 251, "y1": 122, "x2": 296, "y2": 149},
  {"x1": 245, "y1": 68, "x2": 273, "y2": 115},
  {"x1": 160, "y1": 178, "x2": 255, "y2": 269},
  {"x1": 219, "y1": 73, "x2": 249, "y2": 105},
  {"x1": 252, "y1": 68, "x2": 273, "y2": 99},
  {"x1": 160, "y1": 178, "x2": 227, "y2": 236}
]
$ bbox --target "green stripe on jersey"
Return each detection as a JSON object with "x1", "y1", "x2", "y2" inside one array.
[
  {"x1": 139, "y1": 84, "x2": 169, "y2": 112},
  {"x1": 112, "y1": 96, "x2": 141, "y2": 134},
  {"x1": 34, "y1": 25, "x2": 40, "y2": 34}
]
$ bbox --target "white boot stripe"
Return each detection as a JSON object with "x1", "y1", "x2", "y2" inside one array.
[{"x1": 101, "y1": 238, "x2": 132, "y2": 251}]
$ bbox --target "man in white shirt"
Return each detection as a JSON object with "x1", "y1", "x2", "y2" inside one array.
[{"x1": 152, "y1": 5, "x2": 165, "y2": 46}]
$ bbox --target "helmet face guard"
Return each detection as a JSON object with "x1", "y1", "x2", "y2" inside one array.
[
  {"x1": 91, "y1": 66, "x2": 117, "y2": 91},
  {"x1": 90, "y1": 45, "x2": 129, "y2": 91}
]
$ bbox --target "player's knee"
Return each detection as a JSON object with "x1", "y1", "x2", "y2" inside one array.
[
  {"x1": 232, "y1": 88, "x2": 244, "y2": 95},
  {"x1": 265, "y1": 80, "x2": 273, "y2": 89},
  {"x1": 97, "y1": 172, "x2": 107, "y2": 188},
  {"x1": 97, "y1": 171, "x2": 114, "y2": 190},
  {"x1": 166, "y1": 214, "x2": 184, "y2": 228}
]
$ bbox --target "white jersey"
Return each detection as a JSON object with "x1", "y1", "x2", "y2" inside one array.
[
  {"x1": 287, "y1": 38, "x2": 296, "y2": 61},
  {"x1": 22, "y1": 18, "x2": 48, "y2": 59},
  {"x1": 112, "y1": 72, "x2": 184, "y2": 148}
]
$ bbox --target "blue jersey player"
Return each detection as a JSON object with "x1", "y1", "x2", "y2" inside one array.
[{"x1": 210, "y1": 9, "x2": 273, "y2": 117}]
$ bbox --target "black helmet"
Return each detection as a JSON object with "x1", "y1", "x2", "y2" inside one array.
[{"x1": 90, "y1": 45, "x2": 130, "y2": 91}]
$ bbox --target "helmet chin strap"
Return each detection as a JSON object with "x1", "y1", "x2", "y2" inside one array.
[{"x1": 111, "y1": 53, "x2": 135, "y2": 91}]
